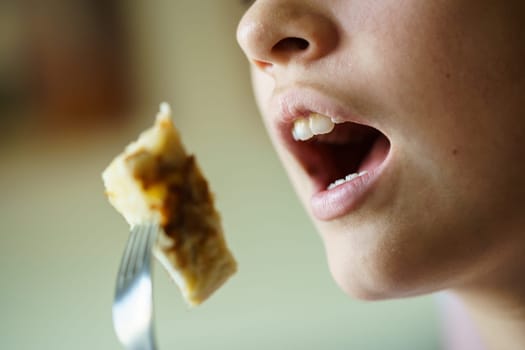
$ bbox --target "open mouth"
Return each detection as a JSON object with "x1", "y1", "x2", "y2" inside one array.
[{"x1": 283, "y1": 113, "x2": 391, "y2": 193}]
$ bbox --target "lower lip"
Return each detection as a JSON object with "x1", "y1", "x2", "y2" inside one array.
[{"x1": 310, "y1": 139, "x2": 391, "y2": 221}]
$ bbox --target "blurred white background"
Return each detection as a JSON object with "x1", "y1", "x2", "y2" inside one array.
[{"x1": 0, "y1": 1, "x2": 441, "y2": 349}]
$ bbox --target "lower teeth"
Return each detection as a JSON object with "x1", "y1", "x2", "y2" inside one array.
[{"x1": 327, "y1": 171, "x2": 368, "y2": 190}]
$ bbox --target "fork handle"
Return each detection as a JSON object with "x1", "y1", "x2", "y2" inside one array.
[{"x1": 130, "y1": 335, "x2": 156, "y2": 350}]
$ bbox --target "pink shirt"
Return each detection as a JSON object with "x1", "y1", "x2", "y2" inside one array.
[{"x1": 437, "y1": 292, "x2": 486, "y2": 350}]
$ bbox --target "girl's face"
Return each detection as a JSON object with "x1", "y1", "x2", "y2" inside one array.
[{"x1": 237, "y1": 0, "x2": 525, "y2": 299}]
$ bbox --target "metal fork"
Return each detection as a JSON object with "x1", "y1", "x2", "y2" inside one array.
[{"x1": 112, "y1": 223, "x2": 159, "y2": 350}]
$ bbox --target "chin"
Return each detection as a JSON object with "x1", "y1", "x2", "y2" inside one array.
[
  {"x1": 318, "y1": 219, "x2": 447, "y2": 301},
  {"x1": 326, "y1": 251, "x2": 436, "y2": 301}
]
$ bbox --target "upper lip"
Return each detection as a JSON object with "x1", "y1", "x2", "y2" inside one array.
[
  {"x1": 272, "y1": 85, "x2": 374, "y2": 127},
  {"x1": 270, "y1": 84, "x2": 381, "y2": 144}
]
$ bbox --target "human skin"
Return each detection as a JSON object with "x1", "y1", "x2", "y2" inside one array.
[{"x1": 237, "y1": 0, "x2": 525, "y2": 349}]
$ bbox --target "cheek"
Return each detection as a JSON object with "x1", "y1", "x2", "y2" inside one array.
[{"x1": 250, "y1": 67, "x2": 274, "y2": 126}]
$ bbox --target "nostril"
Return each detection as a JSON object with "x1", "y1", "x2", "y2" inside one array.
[
  {"x1": 272, "y1": 37, "x2": 310, "y2": 53},
  {"x1": 253, "y1": 59, "x2": 273, "y2": 73}
]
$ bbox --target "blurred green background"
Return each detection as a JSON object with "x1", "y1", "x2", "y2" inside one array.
[{"x1": 0, "y1": 1, "x2": 442, "y2": 349}]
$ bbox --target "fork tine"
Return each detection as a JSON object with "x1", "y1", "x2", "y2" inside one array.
[
  {"x1": 126, "y1": 224, "x2": 152, "y2": 278},
  {"x1": 117, "y1": 226, "x2": 140, "y2": 284},
  {"x1": 146, "y1": 224, "x2": 158, "y2": 258},
  {"x1": 127, "y1": 225, "x2": 147, "y2": 277},
  {"x1": 139, "y1": 223, "x2": 158, "y2": 268},
  {"x1": 119, "y1": 224, "x2": 158, "y2": 284},
  {"x1": 134, "y1": 224, "x2": 151, "y2": 272},
  {"x1": 113, "y1": 223, "x2": 159, "y2": 349}
]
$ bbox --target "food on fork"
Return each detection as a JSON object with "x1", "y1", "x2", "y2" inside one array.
[{"x1": 102, "y1": 102, "x2": 237, "y2": 306}]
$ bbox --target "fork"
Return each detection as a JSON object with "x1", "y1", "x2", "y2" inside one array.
[{"x1": 112, "y1": 223, "x2": 159, "y2": 350}]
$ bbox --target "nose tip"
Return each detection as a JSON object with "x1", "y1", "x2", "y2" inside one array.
[{"x1": 237, "y1": 3, "x2": 339, "y2": 72}]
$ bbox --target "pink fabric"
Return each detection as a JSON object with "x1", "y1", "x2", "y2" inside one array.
[{"x1": 437, "y1": 292, "x2": 486, "y2": 350}]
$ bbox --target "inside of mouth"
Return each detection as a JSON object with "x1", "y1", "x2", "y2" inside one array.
[{"x1": 298, "y1": 122, "x2": 390, "y2": 189}]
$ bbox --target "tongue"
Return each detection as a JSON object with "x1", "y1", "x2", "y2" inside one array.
[{"x1": 358, "y1": 135, "x2": 390, "y2": 173}]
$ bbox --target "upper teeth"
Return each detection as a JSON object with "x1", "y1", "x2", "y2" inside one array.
[{"x1": 292, "y1": 113, "x2": 335, "y2": 141}]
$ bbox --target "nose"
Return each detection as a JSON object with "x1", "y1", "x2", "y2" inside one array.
[{"x1": 237, "y1": 1, "x2": 339, "y2": 73}]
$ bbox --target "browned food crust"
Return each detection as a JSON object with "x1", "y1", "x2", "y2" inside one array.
[{"x1": 125, "y1": 128, "x2": 236, "y2": 304}]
